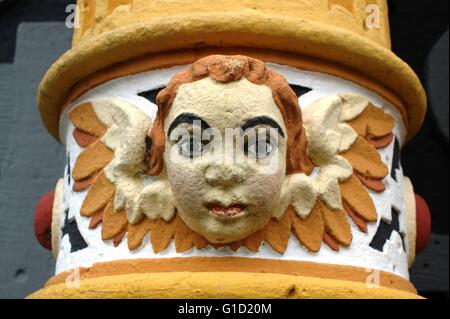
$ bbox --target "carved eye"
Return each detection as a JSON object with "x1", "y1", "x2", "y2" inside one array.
[
  {"x1": 245, "y1": 137, "x2": 276, "y2": 159},
  {"x1": 178, "y1": 136, "x2": 208, "y2": 158}
]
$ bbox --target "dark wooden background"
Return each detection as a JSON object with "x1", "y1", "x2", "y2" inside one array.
[{"x1": 0, "y1": 0, "x2": 448, "y2": 299}]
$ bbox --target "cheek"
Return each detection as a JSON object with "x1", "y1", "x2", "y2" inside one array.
[
  {"x1": 244, "y1": 169, "x2": 284, "y2": 204},
  {"x1": 239, "y1": 154, "x2": 286, "y2": 209},
  {"x1": 164, "y1": 149, "x2": 207, "y2": 207}
]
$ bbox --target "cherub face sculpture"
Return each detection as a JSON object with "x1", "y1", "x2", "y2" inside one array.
[
  {"x1": 71, "y1": 54, "x2": 394, "y2": 255},
  {"x1": 147, "y1": 56, "x2": 312, "y2": 243},
  {"x1": 163, "y1": 78, "x2": 287, "y2": 242}
]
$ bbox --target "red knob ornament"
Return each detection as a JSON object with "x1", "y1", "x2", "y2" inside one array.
[
  {"x1": 415, "y1": 194, "x2": 431, "y2": 255},
  {"x1": 34, "y1": 191, "x2": 55, "y2": 250}
]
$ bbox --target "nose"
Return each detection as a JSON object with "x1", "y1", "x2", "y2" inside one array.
[{"x1": 204, "y1": 164, "x2": 247, "y2": 186}]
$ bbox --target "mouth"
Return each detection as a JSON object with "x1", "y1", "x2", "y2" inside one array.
[{"x1": 207, "y1": 203, "x2": 247, "y2": 218}]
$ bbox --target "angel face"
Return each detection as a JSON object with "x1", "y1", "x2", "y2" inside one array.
[{"x1": 163, "y1": 77, "x2": 287, "y2": 243}]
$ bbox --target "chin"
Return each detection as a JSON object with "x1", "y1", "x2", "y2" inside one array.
[
  {"x1": 201, "y1": 221, "x2": 248, "y2": 244},
  {"x1": 203, "y1": 217, "x2": 268, "y2": 244},
  {"x1": 179, "y1": 205, "x2": 272, "y2": 244}
]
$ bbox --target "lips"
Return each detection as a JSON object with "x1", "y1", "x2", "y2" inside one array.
[{"x1": 208, "y1": 203, "x2": 246, "y2": 218}]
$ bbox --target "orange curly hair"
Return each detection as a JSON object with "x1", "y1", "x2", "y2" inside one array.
[{"x1": 147, "y1": 55, "x2": 314, "y2": 176}]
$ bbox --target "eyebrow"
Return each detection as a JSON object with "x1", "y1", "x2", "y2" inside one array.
[
  {"x1": 241, "y1": 116, "x2": 285, "y2": 138},
  {"x1": 167, "y1": 112, "x2": 211, "y2": 138}
]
